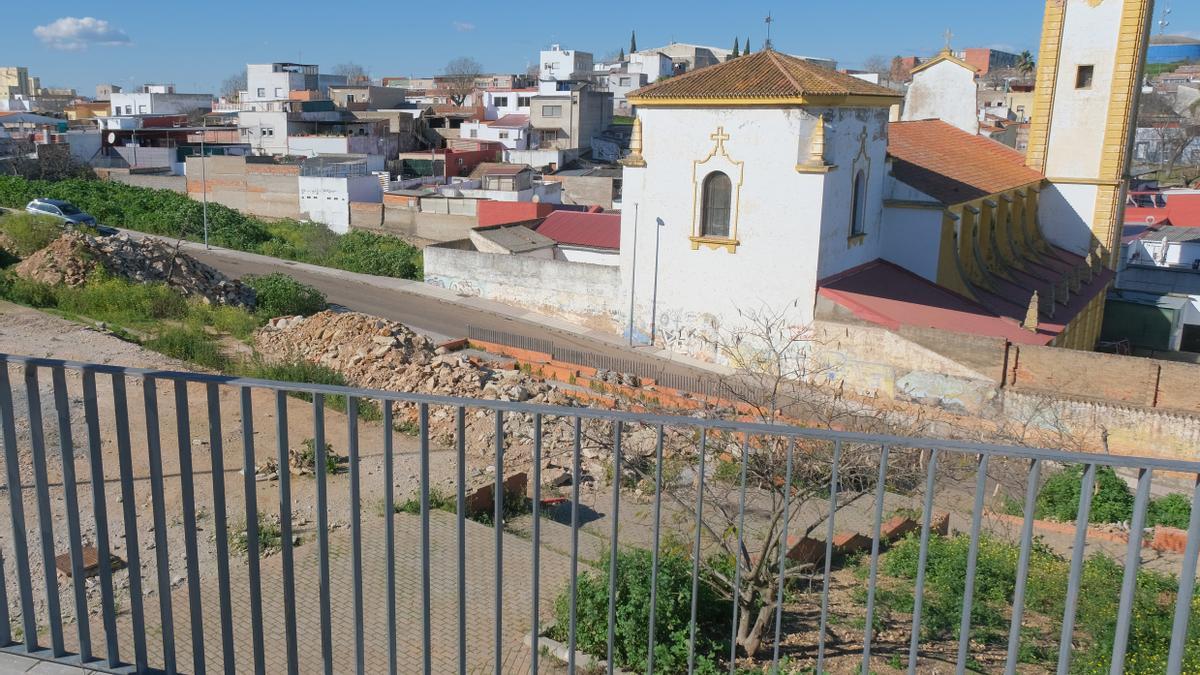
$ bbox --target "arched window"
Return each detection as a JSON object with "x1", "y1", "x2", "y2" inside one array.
[
  {"x1": 700, "y1": 171, "x2": 732, "y2": 238},
  {"x1": 850, "y1": 170, "x2": 867, "y2": 237}
]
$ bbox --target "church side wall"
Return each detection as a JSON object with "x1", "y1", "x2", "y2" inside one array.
[
  {"x1": 880, "y1": 205, "x2": 942, "y2": 282},
  {"x1": 618, "y1": 106, "x2": 829, "y2": 360},
  {"x1": 900, "y1": 60, "x2": 980, "y2": 135}
]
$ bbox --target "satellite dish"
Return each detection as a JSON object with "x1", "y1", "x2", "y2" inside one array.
[
  {"x1": 1146, "y1": 216, "x2": 1157, "y2": 226},
  {"x1": 107, "y1": 132, "x2": 116, "y2": 144}
]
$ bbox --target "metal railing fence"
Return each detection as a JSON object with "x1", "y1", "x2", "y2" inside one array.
[{"x1": 0, "y1": 352, "x2": 1199, "y2": 674}]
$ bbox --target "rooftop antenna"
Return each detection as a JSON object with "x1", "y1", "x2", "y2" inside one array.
[
  {"x1": 764, "y1": 13, "x2": 774, "y2": 50},
  {"x1": 1158, "y1": 2, "x2": 1171, "y2": 35},
  {"x1": 943, "y1": 28, "x2": 954, "y2": 53}
]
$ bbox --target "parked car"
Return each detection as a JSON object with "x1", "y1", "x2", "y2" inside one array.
[{"x1": 24, "y1": 198, "x2": 117, "y2": 236}]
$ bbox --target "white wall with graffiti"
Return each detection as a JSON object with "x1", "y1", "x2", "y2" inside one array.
[{"x1": 423, "y1": 243, "x2": 623, "y2": 332}]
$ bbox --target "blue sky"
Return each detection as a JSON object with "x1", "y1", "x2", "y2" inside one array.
[{"x1": 3, "y1": 1, "x2": 1197, "y2": 95}]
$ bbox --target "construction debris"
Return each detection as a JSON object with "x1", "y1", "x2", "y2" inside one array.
[{"x1": 14, "y1": 233, "x2": 255, "y2": 307}]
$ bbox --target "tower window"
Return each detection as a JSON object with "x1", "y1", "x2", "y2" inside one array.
[
  {"x1": 1075, "y1": 65, "x2": 1094, "y2": 89},
  {"x1": 850, "y1": 170, "x2": 868, "y2": 237},
  {"x1": 700, "y1": 171, "x2": 732, "y2": 238}
]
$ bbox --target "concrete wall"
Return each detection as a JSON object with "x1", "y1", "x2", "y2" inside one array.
[
  {"x1": 424, "y1": 244, "x2": 621, "y2": 331},
  {"x1": 99, "y1": 170, "x2": 186, "y2": 193},
  {"x1": 185, "y1": 156, "x2": 302, "y2": 220},
  {"x1": 351, "y1": 194, "x2": 477, "y2": 241},
  {"x1": 901, "y1": 59, "x2": 979, "y2": 134},
  {"x1": 547, "y1": 174, "x2": 617, "y2": 208}
]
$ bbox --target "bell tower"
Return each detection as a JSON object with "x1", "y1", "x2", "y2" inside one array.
[{"x1": 1025, "y1": 0, "x2": 1154, "y2": 267}]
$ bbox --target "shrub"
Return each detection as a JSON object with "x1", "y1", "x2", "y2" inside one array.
[
  {"x1": 146, "y1": 323, "x2": 230, "y2": 371},
  {"x1": 396, "y1": 486, "x2": 457, "y2": 515},
  {"x1": 0, "y1": 213, "x2": 63, "y2": 257},
  {"x1": 228, "y1": 514, "x2": 285, "y2": 557},
  {"x1": 1035, "y1": 465, "x2": 1134, "y2": 524},
  {"x1": 0, "y1": 273, "x2": 59, "y2": 307},
  {"x1": 326, "y1": 230, "x2": 423, "y2": 279},
  {"x1": 295, "y1": 438, "x2": 340, "y2": 475},
  {"x1": 244, "y1": 273, "x2": 326, "y2": 318},
  {"x1": 1148, "y1": 493, "x2": 1192, "y2": 529},
  {"x1": 238, "y1": 357, "x2": 381, "y2": 421},
  {"x1": 55, "y1": 274, "x2": 189, "y2": 326},
  {"x1": 551, "y1": 547, "x2": 728, "y2": 673}
]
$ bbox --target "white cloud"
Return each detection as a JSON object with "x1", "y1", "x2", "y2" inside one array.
[
  {"x1": 33, "y1": 17, "x2": 131, "y2": 50},
  {"x1": 452, "y1": 21, "x2": 476, "y2": 32}
]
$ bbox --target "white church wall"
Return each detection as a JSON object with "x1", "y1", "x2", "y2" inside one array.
[
  {"x1": 881, "y1": 206, "x2": 942, "y2": 282},
  {"x1": 901, "y1": 59, "x2": 980, "y2": 135},
  {"x1": 1040, "y1": 182, "x2": 1098, "y2": 255},
  {"x1": 815, "y1": 107, "x2": 892, "y2": 280},
  {"x1": 618, "y1": 106, "x2": 829, "y2": 359}
]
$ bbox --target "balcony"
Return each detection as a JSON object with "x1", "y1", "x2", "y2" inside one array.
[{"x1": 0, "y1": 353, "x2": 1198, "y2": 673}]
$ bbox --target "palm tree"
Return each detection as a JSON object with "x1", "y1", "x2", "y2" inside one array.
[{"x1": 1017, "y1": 50, "x2": 1036, "y2": 77}]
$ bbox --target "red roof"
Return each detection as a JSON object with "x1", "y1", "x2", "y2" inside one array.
[
  {"x1": 819, "y1": 258, "x2": 1112, "y2": 346},
  {"x1": 535, "y1": 211, "x2": 621, "y2": 250},
  {"x1": 1126, "y1": 193, "x2": 1200, "y2": 228},
  {"x1": 487, "y1": 114, "x2": 529, "y2": 129},
  {"x1": 888, "y1": 120, "x2": 1044, "y2": 204}
]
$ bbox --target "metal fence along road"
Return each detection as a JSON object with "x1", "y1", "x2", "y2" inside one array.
[{"x1": 1, "y1": 352, "x2": 1200, "y2": 674}]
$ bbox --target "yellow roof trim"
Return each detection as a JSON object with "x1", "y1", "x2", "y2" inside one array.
[
  {"x1": 909, "y1": 49, "x2": 980, "y2": 76},
  {"x1": 627, "y1": 93, "x2": 902, "y2": 108}
]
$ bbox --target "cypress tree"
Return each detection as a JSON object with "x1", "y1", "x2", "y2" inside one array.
[
  {"x1": 743, "y1": 37, "x2": 751, "y2": 55},
  {"x1": 732, "y1": 37, "x2": 740, "y2": 58},
  {"x1": 630, "y1": 31, "x2": 638, "y2": 54}
]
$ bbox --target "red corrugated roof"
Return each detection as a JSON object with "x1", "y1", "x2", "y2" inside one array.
[
  {"x1": 1125, "y1": 193, "x2": 1200, "y2": 228},
  {"x1": 535, "y1": 211, "x2": 621, "y2": 250}
]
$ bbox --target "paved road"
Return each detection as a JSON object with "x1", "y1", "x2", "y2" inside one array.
[{"x1": 120, "y1": 230, "x2": 728, "y2": 385}]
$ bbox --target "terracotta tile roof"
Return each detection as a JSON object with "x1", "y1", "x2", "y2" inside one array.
[
  {"x1": 628, "y1": 49, "x2": 899, "y2": 101},
  {"x1": 888, "y1": 120, "x2": 1044, "y2": 205},
  {"x1": 535, "y1": 211, "x2": 621, "y2": 250},
  {"x1": 487, "y1": 114, "x2": 529, "y2": 129}
]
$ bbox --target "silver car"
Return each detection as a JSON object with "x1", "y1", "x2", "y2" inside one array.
[{"x1": 24, "y1": 198, "x2": 117, "y2": 235}]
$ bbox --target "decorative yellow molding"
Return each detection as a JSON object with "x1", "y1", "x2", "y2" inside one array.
[
  {"x1": 1025, "y1": 0, "x2": 1067, "y2": 173},
  {"x1": 846, "y1": 233, "x2": 867, "y2": 248},
  {"x1": 620, "y1": 117, "x2": 647, "y2": 168},
  {"x1": 1045, "y1": 176, "x2": 1123, "y2": 187},
  {"x1": 796, "y1": 114, "x2": 836, "y2": 173},
  {"x1": 627, "y1": 94, "x2": 901, "y2": 108},
  {"x1": 795, "y1": 164, "x2": 836, "y2": 174},
  {"x1": 689, "y1": 235, "x2": 739, "y2": 253},
  {"x1": 909, "y1": 48, "x2": 980, "y2": 76}
]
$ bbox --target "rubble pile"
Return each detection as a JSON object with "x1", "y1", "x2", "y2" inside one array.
[
  {"x1": 14, "y1": 233, "x2": 255, "y2": 307},
  {"x1": 253, "y1": 311, "x2": 680, "y2": 479}
]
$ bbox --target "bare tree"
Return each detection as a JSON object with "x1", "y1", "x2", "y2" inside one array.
[
  {"x1": 5, "y1": 139, "x2": 95, "y2": 180},
  {"x1": 333, "y1": 63, "x2": 370, "y2": 85},
  {"x1": 1139, "y1": 91, "x2": 1200, "y2": 181},
  {"x1": 861, "y1": 55, "x2": 891, "y2": 78},
  {"x1": 220, "y1": 72, "x2": 246, "y2": 101},
  {"x1": 442, "y1": 57, "x2": 483, "y2": 106},
  {"x1": 627, "y1": 304, "x2": 931, "y2": 659}
]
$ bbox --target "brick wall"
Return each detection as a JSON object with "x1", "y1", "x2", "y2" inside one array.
[{"x1": 1008, "y1": 344, "x2": 1200, "y2": 413}]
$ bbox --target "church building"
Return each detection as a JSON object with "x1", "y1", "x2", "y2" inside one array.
[{"x1": 618, "y1": 0, "x2": 1154, "y2": 362}]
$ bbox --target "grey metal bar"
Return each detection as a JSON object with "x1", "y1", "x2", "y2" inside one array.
[
  {"x1": 493, "y1": 410, "x2": 504, "y2": 675},
  {"x1": 1056, "y1": 463, "x2": 1095, "y2": 675},
  {"x1": 348, "y1": 396, "x2": 364, "y2": 675},
  {"x1": 568, "y1": 416, "x2": 582, "y2": 674},
  {"x1": 205, "y1": 383, "x2": 234, "y2": 671},
  {"x1": 816, "y1": 440, "x2": 842, "y2": 672},
  {"x1": 531, "y1": 413, "x2": 542, "y2": 675},
  {"x1": 1166, "y1": 472, "x2": 1200, "y2": 673},
  {"x1": 607, "y1": 421, "x2": 623, "y2": 675},
  {"x1": 274, "y1": 391, "x2": 299, "y2": 675},
  {"x1": 81, "y1": 369, "x2": 119, "y2": 666},
  {"x1": 50, "y1": 367, "x2": 90, "y2": 662},
  {"x1": 111, "y1": 373, "x2": 147, "y2": 671},
  {"x1": 647, "y1": 425, "x2": 666, "y2": 675},
  {"x1": 171, "y1": 381, "x2": 204, "y2": 674},
  {"x1": 862, "y1": 445, "x2": 891, "y2": 673},
  {"x1": 1110, "y1": 467, "x2": 1152, "y2": 674},
  {"x1": 383, "y1": 404, "x2": 396, "y2": 675},
  {"x1": 907, "y1": 449, "x2": 940, "y2": 674},
  {"x1": 141, "y1": 377, "x2": 176, "y2": 672},
  {"x1": 771, "y1": 440, "x2": 796, "y2": 672},
  {"x1": 312, "y1": 395, "x2": 332, "y2": 674},
  {"x1": 729, "y1": 435, "x2": 750, "y2": 674},
  {"x1": 23, "y1": 366, "x2": 64, "y2": 656},
  {"x1": 687, "y1": 429, "x2": 708, "y2": 675},
  {"x1": 240, "y1": 386, "x2": 266, "y2": 675},
  {"x1": 0, "y1": 548, "x2": 8, "y2": 648},
  {"x1": 7, "y1": 355, "x2": 1200, "y2": 476},
  {"x1": 0, "y1": 364, "x2": 36, "y2": 652},
  {"x1": 456, "y1": 406, "x2": 467, "y2": 675},
  {"x1": 419, "y1": 403, "x2": 432, "y2": 675},
  {"x1": 1004, "y1": 458, "x2": 1042, "y2": 675},
  {"x1": 956, "y1": 453, "x2": 991, "y2": 674}
]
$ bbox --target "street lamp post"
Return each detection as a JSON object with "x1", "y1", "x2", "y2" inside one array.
[
  {"x1": 649, "y1": 217, "x2": 664, "y2": 345},
  {"x1": 200, "y1": 116, "x2": 209, "y2": 249}
]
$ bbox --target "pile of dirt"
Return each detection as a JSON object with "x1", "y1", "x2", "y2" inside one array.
[{"x1": 14, "y1": 233, "x2": 255, "y2": 307}]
